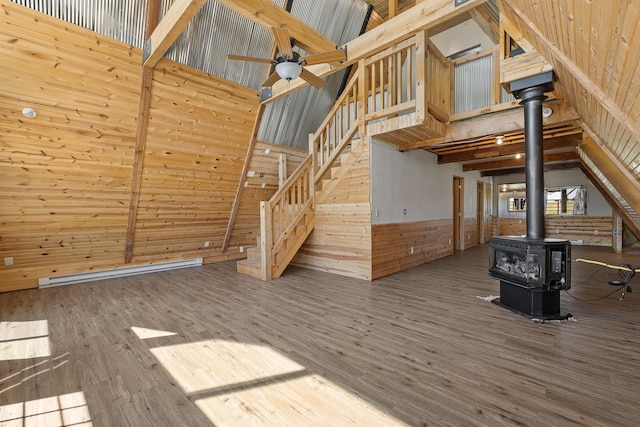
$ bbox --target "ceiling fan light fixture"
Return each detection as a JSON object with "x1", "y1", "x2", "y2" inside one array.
[{"x1": 275, "y1": 61, "x2": 302, "y2": 81}]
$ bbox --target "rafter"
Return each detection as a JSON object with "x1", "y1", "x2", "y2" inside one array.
[
  {"x1": 463, "y1": 151, "x2": 579, "y2": 172},
  {"x1": 578, "y1": 135, "x2": 640, "y2": 221},
  {"x1": 143, "y1": 0, "x2": 206, "y2": 68},
  {"x1": 481, "y1": 161, "x2": 580, "y2": 177},
  {"x1": 437, "y1": 134, "x2": 579, "y2": 164},
  {"x1": 214, "y1": 0, "x2": 337, "y2": 54},
  {"x1": 265, "y1": 0, "x2": 488, "y2": 103},
  {"x1": 579, "y1": 165, "x2": 640, "y2": 240}
]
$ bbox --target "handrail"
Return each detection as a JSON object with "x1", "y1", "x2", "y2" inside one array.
[
  {"x1": 260, "y1": 154, "x2": 314, "y2": 280},
  {"x1": 312, "y1": 72, "x2": 360, "y2": 175}
]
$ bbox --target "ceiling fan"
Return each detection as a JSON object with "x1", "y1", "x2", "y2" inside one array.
[{"x1": 228, "y1": 26, "x2": 347, "y2": 88}]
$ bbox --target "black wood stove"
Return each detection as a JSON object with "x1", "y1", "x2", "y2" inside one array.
[{"x1": 489, "y1": 73, "x2": 571, "y2": 319}]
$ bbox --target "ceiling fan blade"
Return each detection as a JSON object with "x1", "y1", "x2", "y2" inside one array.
[
  {"x1": 299, "y1": 49, "x2": 346, "y2": 66},
  {"x1": 228, "y1": 54, "x2": 275, "y2": 64},
  {"x1": 299, "y1": 68, "x2": 326, "y2": 89},
  {"x1": 271, "y1": 26, "x2": 293, "y2": 59},
  {"x1": 261, "y1": 71, "x2": 281, "y2": 88}
]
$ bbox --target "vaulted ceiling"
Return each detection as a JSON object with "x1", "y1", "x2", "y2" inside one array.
[{"x1": 7, "y1": 0, "x2": 640, "y2": 235}]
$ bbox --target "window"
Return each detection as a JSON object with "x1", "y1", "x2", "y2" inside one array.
[
  {"x1": 508, "y1": 197, "x2": 526, "y2": 212},
  {"x1": 545, "y1": 186, "x2": 586, "y2": 215}
]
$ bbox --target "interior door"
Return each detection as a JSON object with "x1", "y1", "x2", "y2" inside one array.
[{"x1": 453, "y1": 177, "x2": 464, "y2": 250}]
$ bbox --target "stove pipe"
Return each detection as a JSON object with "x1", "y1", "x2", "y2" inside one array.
[{"x1": 517, "y1": 85, "x2": 548, "y2": 240}]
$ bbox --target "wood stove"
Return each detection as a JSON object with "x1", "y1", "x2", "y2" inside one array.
[
  {"x1": 489, "y1": 237, "x2": 570, "y2": 317},
  {"x1": 489, "y1": 73, "x2": 571, "y2": 319}
]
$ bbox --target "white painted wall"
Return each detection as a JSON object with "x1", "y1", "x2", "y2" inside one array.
[
  {"x1": 492, "y1": 169, "x2": 612, "y2": 217},
  {"x1": 429, "y1": 20, "x2": 495, "y2": 57},
  {"x1": 370, "y1": 139, "x2": 489, "y2": 225}
]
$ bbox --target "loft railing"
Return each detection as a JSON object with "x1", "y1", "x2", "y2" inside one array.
[{"x1": 363, "y1": 36, "x2": 418, "y2": 122}]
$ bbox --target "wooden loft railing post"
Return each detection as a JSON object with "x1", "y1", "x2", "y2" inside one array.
[
  {"x1": 415, "y1": 29, "x2": 427, "y2": 125},
  {"x1": 357, "y1": 58, "x2": 367, "y2": 137}
]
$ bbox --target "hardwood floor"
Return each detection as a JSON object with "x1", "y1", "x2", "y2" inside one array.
[{"x1": 1, "y1": 245, "x2": 639, "y2": 426}]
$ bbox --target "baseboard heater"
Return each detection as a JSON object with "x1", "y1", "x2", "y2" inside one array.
[{"x1": 38, "y1": 258, "x2": 203, "y2": 288}]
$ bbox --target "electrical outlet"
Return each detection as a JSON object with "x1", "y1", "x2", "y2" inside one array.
[
  {"x1": 375, "y1": 208, "x2": 379, "y2": 217},
  {"x1": 204, "y1": 241, "x2": 210, "y2": 248},
  {"x1": 239, "y1": 246, "x2": 244, "y2": 253},
  {"x1": 403, "y1": 208, "x2": 407, "y2": 215},
  {"x1": 448, "y1": 239, "x2": 452, "y2": 245},
  {"x1": 4, "y1": 257, "x2": 13, "y2": 266},
  {"x1": 410, "y1": 247, "x2": 414, "y2": 254}
]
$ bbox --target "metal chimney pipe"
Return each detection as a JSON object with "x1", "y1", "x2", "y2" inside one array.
[{"x1": 518, "y1": 85, "x2": 547, "y2": 240}]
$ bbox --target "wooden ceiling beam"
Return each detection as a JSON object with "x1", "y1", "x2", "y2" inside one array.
[
  {"x1": 265, "y1": 0, "x2": 488, "y2": 103},
  {"x1": 578, "y1": 135, "x2": 640, "y2": 219},
  {"x1": 579, "y1": 165, "x2": 640, "y2": 240},
  {"x1": 143, "y1": 0, "x2": 206, "y2": 68},
  {"x1": 214, "y1": 0, "x2": 337, "y2": 54},
  {"x1": 470, "y1": 8, "x2": 498, "y2": 44},
  {"x1": 463, "y1": 151, "x2": 578, "y2": 172},
  {"x1": 400, "y1": 100, "x2": 579, "y2": 151},
  {"x1": 438, "y1": 134, "x2": 579, "y2": 164},
  {"x1": 481, "y1": 161, "x2": 580, "y2": 177}
]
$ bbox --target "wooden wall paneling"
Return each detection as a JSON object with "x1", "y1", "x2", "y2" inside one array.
[
  {"x1": 0, "y1": 3, "x2": 142, "y2": 291},
  {"x1": 545, "y1": 216, "x2": 612, "y2": 247},
  {"x1": 292, "y1": 203, "x2": 372, "y2": 280},
  {"x1": 228, "y1": 142, "x2": 308, "y2": 250},
  {"x1": 132, "y1": 60, "x2": 260, "y2": 263},
  {"x1": 463, "y1": 217, "x2": 477, "y2": 249},
  {"x1": 497, "y1": 218, "x2": 526, "y2": 236},
  {"x1": 292, "y1": 139, "x2": 371, "y2": 279},
  {"x1": 371, "y1": 219, "x2": 453, "y2": 279}
]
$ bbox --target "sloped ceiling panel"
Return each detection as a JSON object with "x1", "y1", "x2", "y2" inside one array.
[
  {"x1": 500, "y1": 0, "x2": 640, "y2": 231},
  {"x1": 501, "y1": 1, "x2": 640, "y2": 173}
]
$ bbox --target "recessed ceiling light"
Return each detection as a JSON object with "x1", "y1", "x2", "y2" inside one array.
[
  {"x1": 542, "y1": 107, "x2": 552, "y2": 118},
  {"x1": 496, "y1": 135, "x2": 503, "y2": 145},
  {"x1": 515, "y1": 153, "x2": 521, "y2": 159}
]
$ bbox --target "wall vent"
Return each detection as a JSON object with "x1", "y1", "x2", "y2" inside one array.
[{"x1": 38, "y1": 258, "x2": 203, "y2": 288}]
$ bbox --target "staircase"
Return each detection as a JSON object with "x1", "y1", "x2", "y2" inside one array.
[{"x1": 236, "y1": 31, "x2": 449, "y2": 280}]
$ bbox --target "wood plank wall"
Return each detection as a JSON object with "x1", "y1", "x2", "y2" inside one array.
[
  {"x1": 292, "y1": 139, "x2": 372, "y2": 280},
  {"x1": 0, "y1": 3, "x2": 259, "y2": 291},
  {"x1": 497, "y1": 216, "x2": 613, "y2": 246},
  {"x1": 463, "y1": 217, "x2": 478, "y2": 250},
  {"x1": 231, "y1": 141, "x2": 307, "y2": 248},
  {"x1": 371, "y1": 219, "x2": 453, "y2": 279}
]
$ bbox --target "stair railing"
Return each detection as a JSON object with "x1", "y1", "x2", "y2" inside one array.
[
  {"x1": 260, "y1": 154, "x2": 314, "y2": 280},
  {"x1": 311, "y1": 72, "x2": 361, "y2": 185}
]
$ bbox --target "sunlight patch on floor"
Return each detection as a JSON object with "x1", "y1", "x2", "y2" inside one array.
[
  {"x1": 0, "y1": 391, "x2": 92, "y2": 426},
  {"x1": 150, "y1": 340, "x2": 305, "y2": 395},
  {"x1": 151, "y1": 339, "x2": 408, "y2": 426},
  {"x1": 195, "y1": 373, "x2": 409, "y2": 426},
  {"x1": 0, "y1": 321, "x2": 51, "y2": 361},
  {"x1": 131, "y1": 326, "x2": 177, "y2": 340}
]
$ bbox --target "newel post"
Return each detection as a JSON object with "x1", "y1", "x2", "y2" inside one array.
[
  {"x1": 415, "y1": 29, "x2": 428, "y2": 125},
  {"x1": 260, "y1": 201, "x2": 273, "y2": 281}
]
